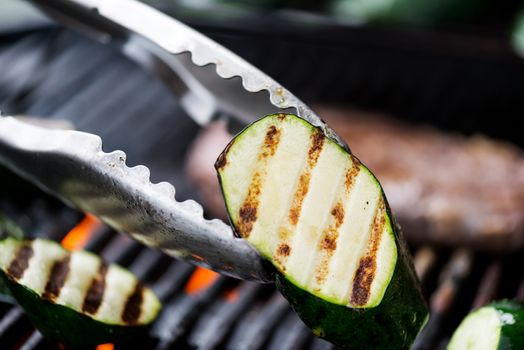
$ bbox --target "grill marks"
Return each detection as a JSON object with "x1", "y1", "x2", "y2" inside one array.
[
  {"x1": 345, "y1": 160, "x2": 361, "y2": 191},
  {"x1": 0, "y1": 238, "x2": 156, "y2": 325},
  {"x1": 274, "y1": 230, "x2": 293, "y2": 269},
  {"x1": 350, "y1": 199, "x2": 386, "y2": 306},
  {"x1": 288, "y1": 174, "x2": 310, "y2": 226},
  {"x1": 315, "y1": 202, "x2": 345, "y2": 286},
  {"x1": 314, "y1": 235, "x2": 337, "y2": 287},
  {"x1": 237, "y1": 125, "x2": 282, "y2": 238},
  {"x1": 275, "y1": 130, "x2": 325, "y2": 267},
  {"x1": 330, "y1": 203, "x2": 345, "y2": 228},
  {"x1": 277, "y1": 243, "x2": 291, "y2": 257},
  {"x1": 82, "y1": 263, "x2": 108, "y2": 315},
  {"x1": 288, "y1": 130, "x2": 325, "y2": 226},
  {"x1": 322, "y1": 203, "x2": 346, "y2": 253},
  {"x1": 350, "y1": 256, "x2": 375, "y2": 306},
  {"x1": 7, "y1": 244, "x2": 34, "y2": 280},
  {"x1": 308, "y1": 131, "x2": 325, "y2": 163},
  {"x1": 237, "y1": 174, "x2": 261, "y2": 238},
  {"x1": 42, "y1": 255, "x2": 71, "y2": 301},
  {"x1": 45, "y1": 253, "x2": 147, "y2": 325},
  {"x1": 261, "y1": 125, "x2": 280, "y2": 159},
  {"x1": 290, "y1": 133, "x2": 325, "y2": 222},
  {"x1": 122, "y1": 283, "x2": 144, "y2": 325},
  {"x1": 315, "y1": 163, "x2": 360, "y2": 288}
]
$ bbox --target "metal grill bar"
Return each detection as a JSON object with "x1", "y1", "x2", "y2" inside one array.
[
  {"x1": 127, "y1": 249, "x2": 166, "y2": 281},
  {"x1": 187, "y1": 282, "x2": 260, "y2": 349},
  {"x1": 267, "y1": 312, "x2": 311, "y2": 350},
  {"x1": 472, "y1": 261, "x2": 501, "y2": 309},
  {"x1": 18, "y1": 331, "x2": 44, "y2": 350},
  {"x1": 225, "y1": 292, "x2": 289, "y2": 350},
  {"x1": 0, "y1": 308, "x2": 24, "y2": 338},
  {"x1": 152, "y1": 277, "x2": 229, "y2": 349},
  {"x1": 151, "y1": 262, "x2": 195, "y2": 302}
]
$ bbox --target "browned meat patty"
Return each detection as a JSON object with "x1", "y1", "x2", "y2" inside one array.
[{"x1": 185, "y1": 107, "x2": 524, "y2": 251}]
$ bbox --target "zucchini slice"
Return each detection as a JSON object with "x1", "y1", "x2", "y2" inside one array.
[
  {"x1": 0, "y1": 237, "x2": 161, "y2": 348},
  {"x1": 216, "y1": 113, "x2": 428, "y2": 348},
  {"x1": 448, "y1": 300, "x2": 524, "y2": 350}
]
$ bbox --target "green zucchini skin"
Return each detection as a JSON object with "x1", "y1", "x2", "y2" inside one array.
[
  {"x1": 0, "y1": 269, "x2": 147, "y2": 348},
  {"x1": 276, "y1": 219, "x2": 428, "y2": 349},
  {"x1": 496, "y1": 301, "x2": 524, "y2": 349}
]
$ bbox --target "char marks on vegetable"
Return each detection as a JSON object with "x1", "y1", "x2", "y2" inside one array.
[
  {"x1": 7, "y1": 244, "x2": 34, "y2": 280},
  {"x1": 237, "y1": 125, "x2": 282, "y2": 237},
  {"x1": 350, "y1": 199, "x2": 386, "y2": 306},
  {"x1": 82, "y1": 263, "x2": 108, "y2": 315},
  {"x1": 122, "y1": 282, "x2": 144, "y2": 325},
  {"x1": 42, "y1": 255, "x2": 71, "y2": 301}
]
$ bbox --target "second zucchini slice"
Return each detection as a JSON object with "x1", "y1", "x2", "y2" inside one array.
[
  {"x1": 216, "y1": 113, "x2": 427, "y2": 348},
  {"x1": 448, "y1": 300, "x2": 524, "y2": 350},
  {"x1": 0, "y1": 237, "x2": 161, "y2": 347}
]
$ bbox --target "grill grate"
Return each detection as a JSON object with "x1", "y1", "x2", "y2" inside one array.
[
  {"x1": 1, "y1": 194, "x2": 523, "y2": 349},
  {"x1": 1, "y1": 26, "x2": 523, "y2": 349}
]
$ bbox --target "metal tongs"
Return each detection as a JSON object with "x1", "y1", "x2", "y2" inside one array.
[{"x1": 0, "y1": 0, "x2": 348, "y2": 283}]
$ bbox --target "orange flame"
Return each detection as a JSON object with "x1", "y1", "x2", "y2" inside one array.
[
  {"x1": 185, "y1": 267, "x2": 219, "y2": 294},
  {"x1": 61, "y1": 214, "x2": 102, "y2": 250},
  {"x1": 96, "y1": 344, "x2": 114, "y2": 350},
  {"x1": 223, "y1": 287, "x2": 239, "y2": 303}
]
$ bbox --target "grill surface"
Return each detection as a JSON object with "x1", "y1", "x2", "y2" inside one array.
[{"x1": 1, "y1": 25, "x2": 523, "y2": 349}]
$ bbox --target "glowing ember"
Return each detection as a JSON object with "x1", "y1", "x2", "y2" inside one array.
[
  {"x1": 223, "y1": 287, "x2": 239, "y2": 303},
  {"x1": 185, "y1": 267, "x2": 219, "y2": 294},
  {"x1": 61, "y1": 214, "x2": 101, "y2": 250},
  {"x1": 96, "y1": 343, "x2": 114, "y2": 350}
]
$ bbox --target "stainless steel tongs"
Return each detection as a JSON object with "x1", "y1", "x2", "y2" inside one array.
[{"x1": 0, "y1": 0, "x2": 348, "y2": 283}]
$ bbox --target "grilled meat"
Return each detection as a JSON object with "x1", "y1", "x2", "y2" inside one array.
[{"x1": 317, "y1": 105, "x2": 524, "y2": 251}]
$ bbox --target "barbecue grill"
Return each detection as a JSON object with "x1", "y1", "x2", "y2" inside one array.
[{"x1": 1, "y1": 4, "x2": 524, "y2": 349}]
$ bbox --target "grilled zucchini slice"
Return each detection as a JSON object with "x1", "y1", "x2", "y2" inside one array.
[
  {"x1": 448, "y1": 300, "x2": 524, "y2": 350},
  {"x1": 216, "y1": 113, "x2": 428, "y2": 348},
  {"x1": 0, "y1": 237, "x2": 161, "y2": 348}
]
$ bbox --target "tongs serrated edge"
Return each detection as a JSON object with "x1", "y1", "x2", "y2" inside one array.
[{"x1": 0, "y1": 117, "x2": 274, "y2": 282}]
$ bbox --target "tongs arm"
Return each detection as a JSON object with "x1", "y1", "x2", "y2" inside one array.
[
  {"x1": 7, "y1": 0, "x2": 350, "y2": 282},
  {"x1": 0, "y1": 117, "x2": 274, "y2": 282}
]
